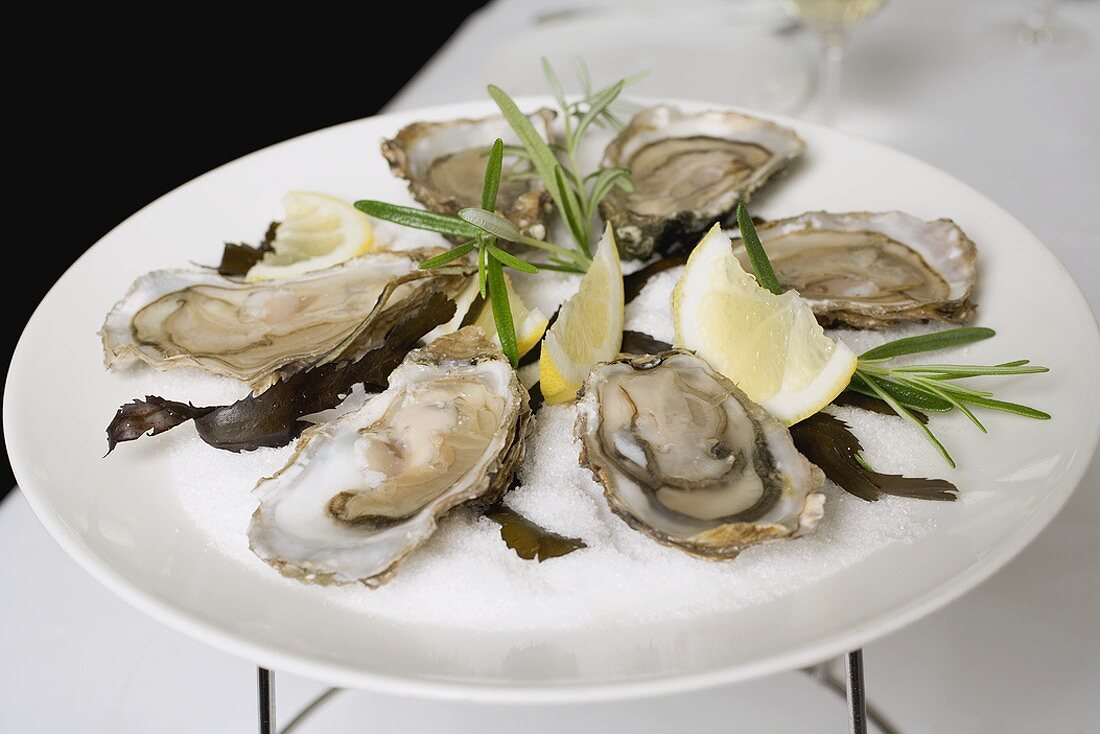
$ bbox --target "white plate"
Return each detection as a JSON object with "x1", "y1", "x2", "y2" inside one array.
[{"x1": 6, "y1": 99, "x2": 1099, "y2": 703}]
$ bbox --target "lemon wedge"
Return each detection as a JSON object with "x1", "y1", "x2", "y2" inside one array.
[
  {"x1": 673, "y1": 224, "x2": 856, "y2": 425},
  {"x1": 246, "y1": 191, "x2": 374, "y2": 281},
  {"x1": 472, "y1": 273, "x2": 549, "y2": 358},
  {"x1": 539, "y1": 226, "x2": 624, "y2": 404}
]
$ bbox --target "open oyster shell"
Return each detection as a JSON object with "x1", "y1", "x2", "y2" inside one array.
[
  {"x1": 382, "y1": 110, "x2": 556, "y2": 240},
  {"x1": 248, "y1": 327, "x2": 531, "y2": 586},
  {"x1": 735, "y1": 211, "x2": 978, "y2": 328},
  {"x1": 599, "y1": 105, "x2": 805, "y2": 258},
  {"x1": 101, "y1": 252, "x2": 473, "y2": 392},
  {"x1": 576, "y1": 350, "x2": 824, "y2": 558}
]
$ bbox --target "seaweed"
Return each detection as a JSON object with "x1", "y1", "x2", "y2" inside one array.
[
  {"x1": 106, "y1": 397, "x2": 213, "y2": 453},
  {"x1": 106, "y1": 291, "x2": 456, "y2": 453},
  {"x1": 790, "y1": 412, "x2": 957, "y2": 502},
  {"x1": 620, "y1": 330, "x2": 673, "y2": 355},
  {"x1": 216, "y1": 221, "x2": 279, "y2": 276},
  {"x1": 526, "y1": 382, "x2": 545, "y2": 413},
  {"x1": 832, "y1": 391, "x2": 930, "y2": 424},
  {"x1": 485, "y1": 505, "x2": 586, "y2": 561}
]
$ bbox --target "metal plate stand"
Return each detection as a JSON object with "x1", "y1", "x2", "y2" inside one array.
[
  {"x1": 846, "y1": 650, "x2": 868, "y2": 734},
  {"x1": 257, "y1": 668, "x2": 274, "y2": 734},
  {"x1": 257, "y1": 648, "x2": 897, "y2": 734}
]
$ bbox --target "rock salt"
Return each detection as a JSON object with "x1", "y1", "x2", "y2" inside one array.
[{"x1": 151, "y1": 251, "x2": 953, "y2": 631}]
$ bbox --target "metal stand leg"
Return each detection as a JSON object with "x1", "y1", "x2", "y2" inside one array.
[
  {"x1": 804, "y1": 651, "x2": 900, "y2": 734},
  {"x1": 280, "y1": 688, "x2": 341, "y2": 734},
  {"x1": 258, "y1": 667, "x2": 275, "y2": 734},
  {"x1": 846, "y1": 650, "x2": 867, "y2": 734},
  {"x1": 257, "y1": 666, "x2": 343, "y2": 734},
  {"x1": 261, "y1": 652, "x2": 887, "y2": 733}
]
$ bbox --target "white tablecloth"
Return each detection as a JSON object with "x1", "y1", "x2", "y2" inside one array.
[{"x1": 3, "y1": 1, "x2": 1097, "y2": 730}]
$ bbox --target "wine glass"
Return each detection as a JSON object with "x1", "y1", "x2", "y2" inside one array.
[
  {"x1": 786, "y1": 0, "x2": 886, "y2": 126},
  {"x1": 989, "y1": 0, "x2": 1089, "y2": 60},
  {"x1": 1016, "y1": 0, "x2": 1062, "y2": 47}
]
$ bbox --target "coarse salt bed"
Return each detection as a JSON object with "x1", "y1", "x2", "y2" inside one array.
[
  {"x1": 153, "y1": 243, "x2": 958, "y2": 631},
  {"x1": 624, "y1": 266, "x2": 682, "y2": 344}
]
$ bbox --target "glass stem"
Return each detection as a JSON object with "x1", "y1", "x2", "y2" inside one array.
[
  {"x1": 822, "y1": 37, "x2": 846, "y2": 127},
  {"x1": 1021, "y1": 0, "x2": 1061, "y2": 46}
]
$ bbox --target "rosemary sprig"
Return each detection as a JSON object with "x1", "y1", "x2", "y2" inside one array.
[
  {"x1": 355, "y1": 59, "x2": 647, "y2": 366},
  {"x1": 490, "y1": 59, "x2": 642, "y2": 255},
  {"x1": 735, "y1": 202, "x2": 1051, "y2": 467},
  {"x1": 736, "y1": 202, "x2": 780, "y2": 292},
  {"x1": 357, "y1": 138, "x2": 553, "y2": 366},
  {"x1": 551, "y1": 57, "x2": 645, "y2": 133},
  {"x1": 852, "y1": 339, "x2": 1049, "y2": 466}
]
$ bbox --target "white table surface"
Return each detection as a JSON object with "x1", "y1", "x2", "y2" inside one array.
[{"x1": 3, "y1": 1, "x2": 1098, "y2": 731}]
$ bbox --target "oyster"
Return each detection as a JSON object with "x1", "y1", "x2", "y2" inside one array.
[
  {"x1": 735, "y1": 211, "x2": 977, "y2": 328},
  {"x1": 101, "y1": 252, "x2": 472, "y2": 391},
  {"x1": 248, "y1": 327, "x2": 531, "y2": 586},
  {"x1": 599, "y1": 105, "x2": 805, "y2": 258},
  {"x1": 576, "y1": 350, "x2": 824, "y2": 557},
  {"x1": 382, "y1": 110, "x2": 556, "y2": 240}
]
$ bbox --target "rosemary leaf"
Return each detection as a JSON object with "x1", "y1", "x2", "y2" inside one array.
[
  {"x1": 848, "y1": 371, "x2": 953, "y2": 411},
  {"x1": 911, "y1": 377, "x2": 993, "y2": 398},
  {"x1": 521, "y1": 237, "x2": 591, "y2": 265},
  {"x1": 949, "y1": 394, "x2": 1051, "y2": 420},
  {"x1": 499, "y1": 144, "x2": 532, "y2": 160},
  {"x1": 863, "y1": 373, "x2": 956, "y2": 467},
  {"x1": 600, "y1": 109, "x2": 625, "y2": 129},
  {"x1": 853, "y1": 453, "x2": 876, "y2": 472},
  {"x1": 481, "y1": 138, "x2": 504, "y2": 211},
  {"x1": 585, "y1": 167, "x2": 633, "y2": 214},
  {"x1": 900, "y1": 375, "x2": 987, "y2": 433},
  {"x1": 831, "y1": 391, "x2": 930, "y2": 424},
  {"x1": 890, "y1": 363, "x2": 1048, "y2": 377},
  {"x1": 501, "y1": 171, "x2": 543, "y2": 182},
  {"x1": 478, "y1": 244, "x2": 488, "y2": 299},
  {"x1": 534, "y1": 261, "x2": 586, "y2": 273},
  {"x1": 354, "y1": 200, "x2": 479, "y2": 238},
  {"x1": 554, "y1": 165, "x2": 588, "y2": 249},
  {"x1": 859, "y1": 327, "x2": 996, "y2": 361},
  {"x1": 573, "y1": 80, "x2": 625, "y2": 147},
  {"x1": 573, "y1": 56, "x2": 592, "y2": 95},
  {"x1": 558, "y1": 165, "x2": 584, "y2": 189},
  {"x1": 487, "y1": 255, "x2": 519, "y2": 366},
  {"x1": 488, "y1": 244, "x2": 538, "y2": 274},
  {"x1": 541, "y1": 57, "x2": 568, "y2": 111},
  {"x1": 583, "y1": 165, "x2": 632, "y2": 185},
  {"x1": 458, "y1": 207, "x2": 522, "y2": 241},
  {"x1": 736, "y1": 203, "x2": 782, "y2": 295},
  {"x1": 488, "y1": 85, "x2": 565, "y2": 210},
  {"x1": 418, "y1": 242, "x2": 476, "y2": 269}
]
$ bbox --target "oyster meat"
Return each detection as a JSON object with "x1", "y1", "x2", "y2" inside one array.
[
  {"x1": 382, "y1": 110, "x2": 556, "y2": 240},
  {"x1": 735, "y1": 211, "x2": 978, "y2": 328},
  {"x1": 101, "y1": 252, "x2": 472, "y2": 391},
  {"x1": 248, "y1": 327, "x2": 531, "y2": 586},
  {"x1": 600, "y1": 105, "x2": 805, "y2": 258},
  {"x1": 576, "y1": 350, "x2": 824, "y2": 557}
]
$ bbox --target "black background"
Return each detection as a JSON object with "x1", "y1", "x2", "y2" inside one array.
[{"x1": 2, "y1": 6, "x2": 488, "y2": 502}]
